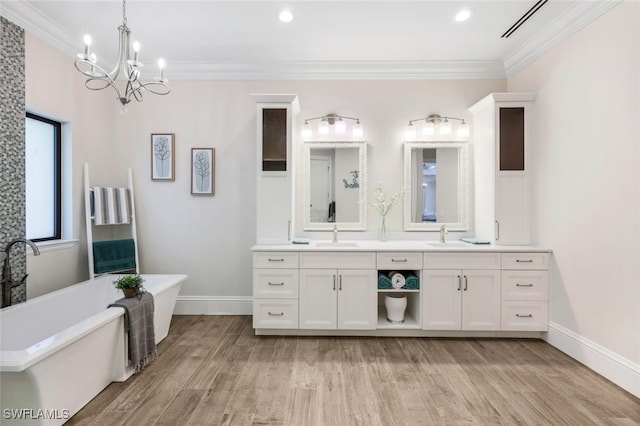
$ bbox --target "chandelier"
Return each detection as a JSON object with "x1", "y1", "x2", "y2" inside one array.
[{"x1": 74, "y1": 0, "x2": 170, "y2": 113}]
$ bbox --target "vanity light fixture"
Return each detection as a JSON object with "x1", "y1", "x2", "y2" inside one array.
[
  {"x1": 74, "y1": 0, "x2": 170, "y2": 114},
  {"x1": 279, "y1": 9, "x2": 294, "y2": 23},
  {"x1": 405, "y1": 114, "x2": 469, "y2": 139},
  {"x1": 302, "y1": 113, "x2": 364, "y2": 138}
]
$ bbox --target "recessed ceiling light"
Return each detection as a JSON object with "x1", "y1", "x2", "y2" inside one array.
[
  {"x1": 455, "y1": 8, "x2": 473, "y2": 22},
  {"x1": 279, "y1": 9, "x2": 293, "y2": 23}
]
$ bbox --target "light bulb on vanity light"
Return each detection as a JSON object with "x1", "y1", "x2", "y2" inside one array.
[
  {"x1": 318, "y1": 119, "x2": 330, "y2": 135},
  {"x1": 352, "y1": 120, "x2": 364, "y2": 138},
  {"x1": 335, "y1": 118, "x2": 347, "y2": 134},
  {"x1": 405, "y1": 122, "x2": 417, "y2": 140},
  {"x1": 439, "y1": 118, "x2": 452, "y2": 135},
  {"x1": 458, "y1": 120, "x2": 470, "y2": 138},
  {"x1": 302, "y1": 121, "x2": 312, "y2": 138},
  {"x1": 422, "y1": 121, "x2": 435, "y2": 136}
]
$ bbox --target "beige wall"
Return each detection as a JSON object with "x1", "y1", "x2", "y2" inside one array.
[{"x1": 508, "y1": 1, "x2": 639, "y2": 363}]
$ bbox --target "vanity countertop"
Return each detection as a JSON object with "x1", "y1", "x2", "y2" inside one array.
[{"x1": 251, "y1": 240, "x2": 551, "y2": 253}]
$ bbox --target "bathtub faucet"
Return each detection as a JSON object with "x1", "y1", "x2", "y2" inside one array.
[{"x1": 1, "y1": 238, "x2": 40, "y2": 308}]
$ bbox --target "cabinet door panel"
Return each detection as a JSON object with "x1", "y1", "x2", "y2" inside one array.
[
  {"x1": 462, "y1": 270, "x2": 501, "y2": 330},
  {"x1": 337, "y1": 269, "x2": 377, "y2": 330},
  {"x1": 299, "y1": 269, "x2": 337, "y2": 329},
  {"x1": 423, "y1": 270, "x2": 462, "y2": 330}
]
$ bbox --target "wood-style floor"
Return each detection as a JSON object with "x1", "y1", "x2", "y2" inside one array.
[{"x1": 68, "y1": 315, "x2": 640, "y2": 426}]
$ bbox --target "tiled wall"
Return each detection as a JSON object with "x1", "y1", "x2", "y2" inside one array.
[{"x1": 0, "y1": 17, "x2": 27, "y2": 304}]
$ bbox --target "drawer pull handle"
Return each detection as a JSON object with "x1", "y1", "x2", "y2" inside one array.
[
  {"x1": 516, "y1": 259, "x2": 534, "y2": 263},
  {"x1": 333, "y1": 275, "x2": 336, "y2": 291},
  {"x1": 268, "y1": 258, "x2": 285, "y2": 262},
  {"x1": 516, "y1": 314, "x2": 533, "y2": 318},
  {"x1": 392, "y1": 259, "x2": 408, "y2": 263},
  {"x1": 268, "y1": 311, "x2": 285, "y2": 316},
  {"x1": 516, "y1": 283, "x2": 534, "y2": 287},
  {"x1": 339, "y1": 275, "x2": 343, "y2": 291},
  {"x1": 268, "y1": 282, "x2": 285, "y2": 286},
  {"x1": 463, "y1": 275, "x2": 468, "y2": 291},
  {"x1": 457, "y1": 275, "x2": 461, "y2": 291}
]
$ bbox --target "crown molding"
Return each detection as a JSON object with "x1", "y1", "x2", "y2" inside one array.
[
  {"x1": 504, "y1": 0, "x2": 622, "y2": 77},
  {"x1": 165, "y1": 60, "x2": 507, "y2": 80}
]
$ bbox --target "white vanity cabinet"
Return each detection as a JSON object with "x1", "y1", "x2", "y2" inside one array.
[
  {"x1": 252, "y1": 252, "x2": 299, "y2": 329},
  {"x1": 251, "y1": 244, "x2": 550, "y2": 336},
  {"x1": 252, "y1": 94, "x2": 299, "y2": 244},
  {"x1": 299, "y1": 253, "x2": 377, "y2": 330},
  {"x1": 422, "y1": 253, "x2": 501, "y2": 331},
  {"x1": 500, "y1": 252, "x2": 549, "y2": 331},
  {"x1": 470, "y1": 93, "x2": 536, "y2": 245}
]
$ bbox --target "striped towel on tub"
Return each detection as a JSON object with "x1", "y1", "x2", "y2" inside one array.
[{"x1": 92, "y1": 187, "x2": 132, "y2": 225}]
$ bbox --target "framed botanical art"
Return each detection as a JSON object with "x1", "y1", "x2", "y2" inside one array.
[
  {"x1": 151, "y1": 133, "x2": 175, "y2": 181},
  {"x1": 191, "y1": 148, "x2": 215, "y2": 195}
]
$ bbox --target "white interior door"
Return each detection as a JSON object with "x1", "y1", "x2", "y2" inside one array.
[{"x1": 310, "y1": 157, "x2": 332, "y2": 222}]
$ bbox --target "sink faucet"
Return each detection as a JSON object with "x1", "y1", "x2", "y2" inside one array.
[
  {"x1": 439, "y1": 225, "x2": 448, "y2": 243},
  {"x1": 1, "y1": 238, "x2": 40, "y2": 308},
  {"x1": 332, "y1": 224, "x2": 339, "y2": 243}
]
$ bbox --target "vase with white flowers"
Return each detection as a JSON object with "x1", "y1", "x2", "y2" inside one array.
[{"x1": 370, "y1": 184, "x2": 403, "y2": 241}]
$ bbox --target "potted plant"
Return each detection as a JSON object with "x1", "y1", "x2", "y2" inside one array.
[{"x1": 113, "y1": 274, "x2": 145, "y2": 298}]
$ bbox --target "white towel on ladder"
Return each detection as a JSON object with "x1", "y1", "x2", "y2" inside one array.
[{"x1": 92, "y1": 187, "x2": 132, "y2": 225}]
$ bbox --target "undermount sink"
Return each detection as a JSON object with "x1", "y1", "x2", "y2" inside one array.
[
  {"x1": 314, "y1": 242, "x2": 360, "y2": 248},
  {"x1": 426, "y1": 241, "x2": 470, "y2": 248}
]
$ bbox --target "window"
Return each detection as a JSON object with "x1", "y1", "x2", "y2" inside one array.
[{"x1": 25, "y1": 112, "x2": 62, "y2": 241}]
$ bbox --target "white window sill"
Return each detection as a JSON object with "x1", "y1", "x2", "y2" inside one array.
[{"x1": 27, "y1": 239, "x2": 79, "y2": 255}]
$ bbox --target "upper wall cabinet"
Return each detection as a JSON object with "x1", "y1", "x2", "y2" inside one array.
[
  {"x1": 253, "y1": 94, "x2": 299, "y2": 244},
  {"x1": 403, "y1": 141, "x2": 469, "y2": 231},
  {"x1": 303, "y1": 141, "x2": 367, "y2": 231},
  {"x1": 469, "y1": 93, "x2": 535, "y2": 245}
]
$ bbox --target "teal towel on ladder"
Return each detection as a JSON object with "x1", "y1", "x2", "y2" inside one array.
[{"x1": 93, "y1": 239, "x2": 136, "y2": 274}]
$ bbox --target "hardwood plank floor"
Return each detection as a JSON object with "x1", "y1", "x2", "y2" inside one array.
[{"x1": 68, "y1": 315, "x2": 640, "y2": 426}]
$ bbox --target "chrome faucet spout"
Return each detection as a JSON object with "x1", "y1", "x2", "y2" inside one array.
[
  {"x1": 2, "y1": 238, "x2": 40, "y2": 308},
  {"x1": 439, "y1": 225, "x2": 448, "y2": 243}
]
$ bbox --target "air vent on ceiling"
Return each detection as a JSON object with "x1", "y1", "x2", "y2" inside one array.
[{"x1": 501, "y1": 0, "x2": 549, "y2": 38}]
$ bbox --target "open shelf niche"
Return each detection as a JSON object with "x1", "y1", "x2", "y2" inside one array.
[{"x1": 376, "y1": 269, "x2": 422, "y2": 329}]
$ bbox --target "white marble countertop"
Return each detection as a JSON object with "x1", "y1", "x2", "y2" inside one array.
[{"x1": 251, "y1": 240, "x2": 551, "y2": 252}]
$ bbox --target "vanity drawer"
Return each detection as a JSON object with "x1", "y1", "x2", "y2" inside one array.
[
  {"x1": 501, "y1": 301, "x2": 548, "y2": 331},
  {"x1": 377, "y1": 252, "x2": 422, "y2": 270},
  {"x1": 253, "y1": 299, "x2": 299, "y2": 329},
  {"x1": 300, "y1": 252, "x2": 376, "y2": 269},
  {"x1": 501, "y1": 271, "x2": 548, "y2": 301},
  {"x1": 253, "y1": 269, "x2": 299, "y2": 299},
  {"x1": 254, "y1": 252, "x2": 299, "y2": 269},
  {"x1": 501, "y1": 253, "x2": 548, "y2": 270},
  {"x1": 423, "y1": 252, "x2": 500, "y2": 270}
]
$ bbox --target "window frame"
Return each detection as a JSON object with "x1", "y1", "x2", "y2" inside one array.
[{"x1": 25, "y1": 112, "x2": 62, "y2": 242}]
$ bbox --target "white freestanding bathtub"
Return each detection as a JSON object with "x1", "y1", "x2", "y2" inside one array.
[{"x1": 0, "y1": 273, "x2": 186, "y2": 426}]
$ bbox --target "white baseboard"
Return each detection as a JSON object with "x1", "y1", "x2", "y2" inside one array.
[
  {"x1": 173, "y1": 296, "x2": 252, "y2": 315},
  {"x1": 546, "y1": 322, "x2": 640, "y2": 398}
]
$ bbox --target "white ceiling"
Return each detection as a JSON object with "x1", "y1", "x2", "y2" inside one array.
[{"x1": 2, "y1": 0, "x2": 620, "y2": 79}]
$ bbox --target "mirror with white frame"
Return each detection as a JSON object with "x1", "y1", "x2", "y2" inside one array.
[
  {"x1": 303, "y1": 141, "x2": 367, "y2": 231},
  {"x1": 403, "y1": 141, "x2": 469, "y2": 231}
]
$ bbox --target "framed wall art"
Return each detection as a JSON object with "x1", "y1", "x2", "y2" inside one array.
[
  {"x1": 191, "y1": 148, "x2": 215, "y2": 195},
  {"x1": 151, "y1": 133, "x2": 175, "y2": 181}
]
